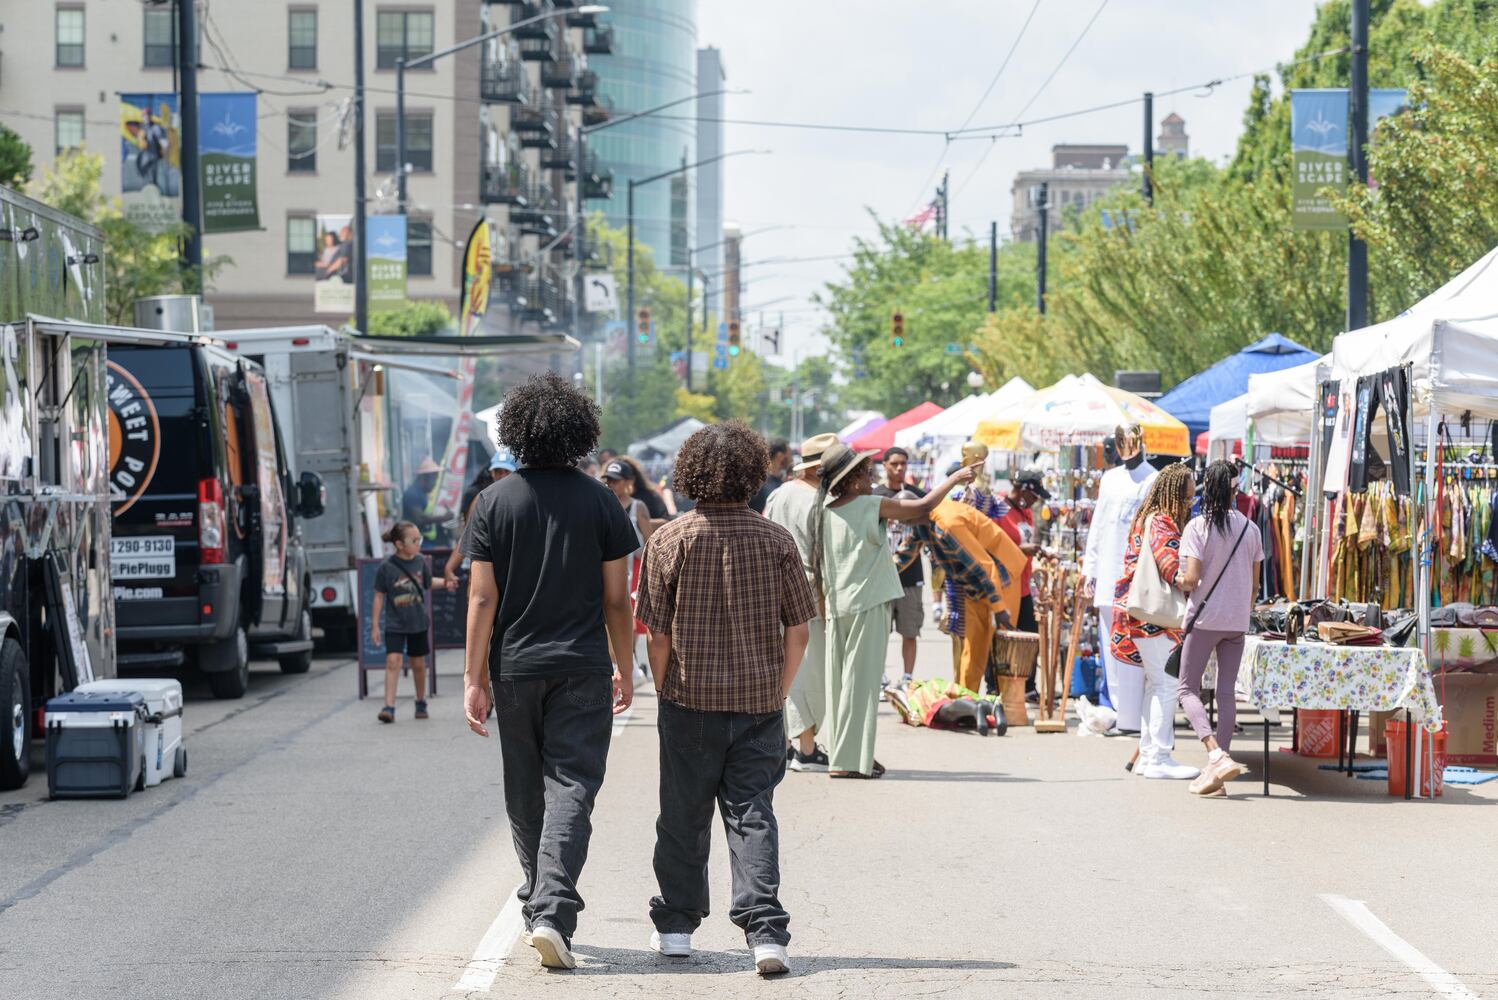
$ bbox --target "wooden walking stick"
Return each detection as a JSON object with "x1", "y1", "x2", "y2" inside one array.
[{"x1": 1038, "y1": 575, "x2": 1087, "y2": 733}]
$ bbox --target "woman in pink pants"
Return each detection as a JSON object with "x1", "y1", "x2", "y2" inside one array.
[{"x1": 1176, "y1": 461, "x2": 1264, "y2": 797}]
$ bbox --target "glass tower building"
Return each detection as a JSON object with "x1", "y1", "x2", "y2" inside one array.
[{"x1": 586, "y1": 0, "x2": 699, "y2": 268}]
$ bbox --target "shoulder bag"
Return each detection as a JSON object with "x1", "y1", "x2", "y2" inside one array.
[
  {"x1": 1125, "y1": 515, "x2": 1188, "y2": 628},
  {"x1": 1165, "y1": 517, "x2": 1254, "y2": 678}
]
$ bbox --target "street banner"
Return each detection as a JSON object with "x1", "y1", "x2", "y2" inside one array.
[
  {"x1": 366, "y1": 215, "x2": 407, "y2": 313},
  {"x1": 198, "y1": 93, "x2": 260, "y2": 233},
  {"x1": 313, "y1": 214, "x2": 356, "y2": 314},
  {"x1": 1291, "y1": 89, "x2": 1348, "y2": 231},
  {"x1": 429, "y1": 219, "x2": 492, "y2": 520},
  {"x1": 119, "y1": 93, "x2": 181, "y2": 233}
]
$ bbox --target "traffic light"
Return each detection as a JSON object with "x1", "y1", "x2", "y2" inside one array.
[
  {"x1": 728, "y1": 320, "x2": 742, "y2": 356},
  {"x1": 890, "y1": 311, "x2": 905, "y2": 347},
  {"x1": 636, "y1": 307, "x2": 652, "y2": 345}
]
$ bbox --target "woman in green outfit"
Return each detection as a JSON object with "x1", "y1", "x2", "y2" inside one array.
[{"x1": 809, "y1": 444, "x2": 978, "y2": 778}]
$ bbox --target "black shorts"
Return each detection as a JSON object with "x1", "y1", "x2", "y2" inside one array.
[{"x1": 384, "y1": 630, "x2": 430, "y2": 657}]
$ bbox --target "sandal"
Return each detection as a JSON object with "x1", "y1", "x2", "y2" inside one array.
[
  {"x1": 871, "y1": 760, "x2": 886, "y2": 777},
  {"x1": 377, "y1": 706, "x2": 395, "y2": 724},
  {"x1": 414, "y1": 700, "x2": 429, "y2": 720}
]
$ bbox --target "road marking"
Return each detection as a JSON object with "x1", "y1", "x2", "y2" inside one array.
[
  {"x1": 1321, "y1": 894, "x2": 1480, "y2": 1000},
  {"x1": 452, "y1": 881, "x2": 527, "y2": 992},
  {"x1": 612, "y1": 701, "x2": 635, "y2": 732}
]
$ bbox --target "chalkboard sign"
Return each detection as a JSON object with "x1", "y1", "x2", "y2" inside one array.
[
  {"x1": 428, "y1": 548, "x2": 467, "y2": 649},
  {"x1": 356, "y1": 557, "x2": 435, "y2": 670}
]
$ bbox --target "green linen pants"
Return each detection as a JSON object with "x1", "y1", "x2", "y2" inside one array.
[
  {"x1": 824, "y1": 606, "x2": 887, "y2": 774},
  {"x1": 785, "y1": 617, "x2": 826, "y2": 740}
]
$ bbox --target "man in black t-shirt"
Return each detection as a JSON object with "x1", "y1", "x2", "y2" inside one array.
[
  {"x1": 872, "y1": 447, "x2": 926, "y2": 686},
  {"x1": 462, "y1": 374, "x2": 639, "y2": 972}
]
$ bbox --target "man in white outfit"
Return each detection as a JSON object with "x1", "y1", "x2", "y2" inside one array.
[{"x1": 1081, "y1": 423, "x2": 1156, "y2": 736}]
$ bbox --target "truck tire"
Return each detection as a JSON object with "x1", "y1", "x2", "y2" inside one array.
[
  {"x1": 279, "y1": 607, "x2": 314, "y2": 675},
  {"x1": 203, "y1": 626, "x2": 250, "y2": 700},
  {"x1": 0, "y1": 638, "x2": 30, "y2": 791}
]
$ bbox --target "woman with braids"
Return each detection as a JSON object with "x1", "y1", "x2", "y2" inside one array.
[
  {"x1": 1109, "y1": 464, "x2": 1199, "y2": 782},
  {"x1": 809, "y1": 443, "x2": 976, "y2": 778},
  {"x1": 1176, "y1": 460, "x2": 1264, "y2": 796}
]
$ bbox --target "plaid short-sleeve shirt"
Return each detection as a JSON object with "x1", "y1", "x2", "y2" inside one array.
[{"x1": 634, "y1": 503, "x2": 818, "y2": 714}]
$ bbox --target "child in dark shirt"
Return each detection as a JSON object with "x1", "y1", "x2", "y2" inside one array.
[{"x1": 371, "y1": 521, "x2": 445, "y2": 723}]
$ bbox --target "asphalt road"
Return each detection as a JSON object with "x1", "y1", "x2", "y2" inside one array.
[{"x1": 2, "y1": 631, "x2": 1496, "y2": 1000}]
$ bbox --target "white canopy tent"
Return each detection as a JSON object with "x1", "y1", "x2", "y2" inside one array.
[
  {"x1": 1206, "y1": 394, "x2": 1247, "y2": 459},
  {"x1": 892, "y1": 377, "x2": 1035, "y2": 451},
  {"x1": 1243, "y1": 354, "x2": 1329, "y2": 446},
  {"x1": 628, "y1": 417, "x2": 708, "y2": 460}
]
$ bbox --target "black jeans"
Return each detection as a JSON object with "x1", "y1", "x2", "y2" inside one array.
[
  {"x1": 651, "y1": 700, "x2": 790, "y2": 947},
  {"x1": 494, "y1": 672, "x2": 613, "y2": 942}
]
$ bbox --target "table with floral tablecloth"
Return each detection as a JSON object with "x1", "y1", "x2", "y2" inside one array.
[{"x1": 1241, "y1": 636, "x2": 1443, "y2": 733}]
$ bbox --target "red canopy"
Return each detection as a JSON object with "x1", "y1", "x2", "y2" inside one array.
[{"x1": 849, "y1": 401, "x2": 944, "y2": 454}]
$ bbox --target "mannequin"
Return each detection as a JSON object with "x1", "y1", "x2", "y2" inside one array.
[{"x1": 1081, "y1": 423, "x2": 1155, "y2": 734}]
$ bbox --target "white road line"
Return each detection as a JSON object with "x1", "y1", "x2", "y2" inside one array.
[
  {"x1": 612, "y1": 701, "x2": 634, "y2": 732},
  {"x1": 452, "y1": 881, "x2": 527, "y2": 993},
  {"x1": 1321, "y1": 894, "x2": 1481, "y2": 1000}
]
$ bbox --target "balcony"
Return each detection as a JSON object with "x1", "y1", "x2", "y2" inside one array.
[
  {"x1": 513, "y1": 3, "x2": 558, "y2": 39},
  {"x1": 480, "y1": 54, "x2": 531, "y2": 104},
  {"x1": 581, "y1": 92, "x2": 613, "y2": 127},
  {"x1": 565, "y1": 69, "x2": 597, "y2": 105},
  {"x1": 519, "y1": 271, "x2": 561, "y2": 325},
  {"x1": 566, "y1": 6, "x2": 599, "y2": 27},
  {"x1": 520, "y1": 31, "x2": 558, "y2": 61},
  {"x1": 512, "y1": 183, "x2": 560, "y2": 238},
  {"x1": 482, "y1": 0, "x2": 524, "y2": 5},
  {"x1": 480, "y1": 158, "x2": 531, "y2": 206},
  {"x1": 541, "y1": 51, "x2": 579, "y2": 90},
  {"x1": 582, "y1": 158, "x2": 613, "y2": 201},
  {"x1": 583, "y1": 25, "x2": 614, "y2": 55},
  {"x1": 542, "y1": 129, "x2": 576, "y2": 173},
  {"x1": 512, "y1": 105, "x2": 558, "y2": 148}
]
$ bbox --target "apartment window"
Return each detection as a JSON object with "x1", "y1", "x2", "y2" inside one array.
[
  {"x1": 376, "y1": 10, "x2": 434, "y2": 70},
  {"x1": 407, "y1": 218, "x2": 432, "y2": 276},
  {"x1": 375, "y1": 110, "x2": 432, "y2": 173},
  {"x1": 56, "y1": 7, "x2": 85, "y2": 67},
  {"x1": 143, "y1": 8, "x2": 175, "y2": 67},
  {"x1": 55, "y1": 109, "x2": 85, "y2": 154},
  {"x1": 288, "y1": 10, "x2": 317, "y2": 70},
  {"x1": 287, "y1": 216, "x2": 316, "y2": 275},
  {"x1": 287, "y1": 111, "x2": 317, "y2": 173}
]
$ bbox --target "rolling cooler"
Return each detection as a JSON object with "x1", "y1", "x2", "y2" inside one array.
[
  {"x1": 44, "y1": 691, "x2": 147, "y2": 799},
  {"x1": 77, "y1": 679, "x2": 186, "y2": 787}
]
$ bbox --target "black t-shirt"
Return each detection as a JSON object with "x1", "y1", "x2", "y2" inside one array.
[
  {"x1": 374, "y1": 555, "x2": 431, "y2": 633},
  {"x1": 637, "y1": 487, "x2": 669, "y2": 520},
  {"x1": 873, "y1": 483, "x2": 927, "y2": 587},
  {"x1": 749, "y1": 473, "x2": 784, "y2": 514},
  {"x1": 464, "y1": 467, "x2": 639, "y2": 679}
]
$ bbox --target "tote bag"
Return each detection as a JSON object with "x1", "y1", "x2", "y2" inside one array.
[{"x1": 1124, "y1": 515, "x2": 1187, "y2": 628}]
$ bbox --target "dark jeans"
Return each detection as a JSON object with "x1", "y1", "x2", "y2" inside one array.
[
  {"x1": 494, "y1": 672, "x2": 614, "y2": 942},
  {"x1": 651, "y1": 700, "x2": 791, "y2": 947}
]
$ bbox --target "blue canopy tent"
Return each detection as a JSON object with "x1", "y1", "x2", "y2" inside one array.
[{"x1": 1156, "y1": 333, "x2": 1320, "y2": 439}]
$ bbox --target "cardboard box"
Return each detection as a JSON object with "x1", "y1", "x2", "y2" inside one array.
[{"x1": 1437, "y1": 673, "x2": 1498, "y2": 767}]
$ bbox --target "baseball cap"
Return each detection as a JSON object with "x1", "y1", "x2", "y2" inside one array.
[
  {"x1": 603, "y1": 460, "x2": 634, "y2": 481},
  {"x1": 1013, "y1": 467, "x2": 1051, "y2": 500},
  {"x1": 489, "y1": 448, "x2": 517, "y2": 472}
]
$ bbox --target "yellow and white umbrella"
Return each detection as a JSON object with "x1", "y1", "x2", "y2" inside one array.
[{"x1": 975, "y1": 372, "x2": 1190, "y2": 456}]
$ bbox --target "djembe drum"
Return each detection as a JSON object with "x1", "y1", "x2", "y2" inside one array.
[{"x1": 991, "y1": 629, "x2": 1038, "y2": 728}]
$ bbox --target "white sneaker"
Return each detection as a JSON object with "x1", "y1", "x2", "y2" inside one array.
[
  {"x1": 753, "y1": 943, "x2": 790, "y2": 976},
  {"x1": 650, "y1": 930, "x2": 692, "y2": 957},
  {"x1": 530, "y1": 925, "x2": 576, "y2": 969},
  {"x1": 1139, "y1": 757, "x2": 1201, "y2": 780}
]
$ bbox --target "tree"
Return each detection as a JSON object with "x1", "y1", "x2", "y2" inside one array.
[
  {"x1": 26, "y1": 151, "x2": 228, "y2": 324},
  {"x1": 0, "y1": 124, "x2": 33, "y2": 188},
  {"x1": 600, "y1": 358, "x2": 678, "y2": 451},
  {"x1": 366, "y1": 299, "x2": 455, "y2": 337}
]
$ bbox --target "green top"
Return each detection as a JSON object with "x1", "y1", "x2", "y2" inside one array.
[{"x1": 819, "y1": 494, "x2": 904, "y2": 618}]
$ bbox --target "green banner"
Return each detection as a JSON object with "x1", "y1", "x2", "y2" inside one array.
[
  {"x1": 1291, "y1": 89, "x2": 1348, "y2": 231},
  {"x1": 367, "y1": 215, "x2": 407, "y2": 313},
  {"x1": 199, "y1": 93, "x2": 261, "y2": 233}
]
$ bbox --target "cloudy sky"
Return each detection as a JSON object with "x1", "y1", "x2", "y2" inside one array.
[{"x1": 695, "y1": 0, "x2": 1327, "y2": 363}]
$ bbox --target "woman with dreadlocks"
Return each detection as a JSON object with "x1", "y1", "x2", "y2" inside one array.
[
  {"x1": 1110, "y1": 463, "x2": 1199, "y2": 782},
  {"x1": 1176, "y1": 460, "x2": 1263, "y2": 796},
  {"x1": 808, "y1": 443, "x2": 976, "y2": 778}
]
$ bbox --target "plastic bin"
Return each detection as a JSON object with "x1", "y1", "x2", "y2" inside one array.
[
  {"x1": 1386, "y1": 720, "x2": 1447, "y2": 798},
  {"x1": 76, "y1": 679, "x2": 185, "y2": 787},
  {"x1": 1298, "y1": 709, "x2": 1344, "y2": 758},
  {"x1": 45, "y1": 692, "x2": 147, "y2": 799}
]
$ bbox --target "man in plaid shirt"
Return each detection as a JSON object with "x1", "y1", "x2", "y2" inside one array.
[{"x1": 634, "y1": 421, "x2": 817, "y2": 977}]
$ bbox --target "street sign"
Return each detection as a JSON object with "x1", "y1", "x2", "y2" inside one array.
[
  {"x1": 944, "y1": 343, "x2": 962, "y2": 355},
  {"x1": 585, "y1": 273, "x2": 618, "y2": 314}
]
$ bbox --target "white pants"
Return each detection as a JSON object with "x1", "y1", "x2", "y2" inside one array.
[
  {"x1": 1098, "y1": 617, "x2": 1144, "y2": 731},
  {"x1": 1133, "y1": 634, "x2": 1178, "y2": 765}
]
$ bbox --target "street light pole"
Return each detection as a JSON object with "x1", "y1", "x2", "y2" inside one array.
[{"x1": 353, "y1": 0, "x2": 368, "y2": 332}]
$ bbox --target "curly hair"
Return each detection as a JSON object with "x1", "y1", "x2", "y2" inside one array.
[
  {"x1": 497, "y1": 373, "x2": 600, "y2": 469},
  {"x1": 1130, "y1": 463, "x2": 1195, "y2": 536},
  {"x1": 670, "y1": 421, "x2": 768, "y2": 504}
]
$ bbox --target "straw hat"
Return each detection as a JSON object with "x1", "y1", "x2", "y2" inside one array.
[
  {"x1": 415, "y1": 457, "x2": 442, "y2": 475},
  {"x1": 818, "y1": 442, "x2": 878, "y2": 497},
  {"x1": 792, "y1": 432, "x2": 839, "y2": 472}
]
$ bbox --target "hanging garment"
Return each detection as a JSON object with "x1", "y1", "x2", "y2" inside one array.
[{"x1": 1380, "y1": 367, "x2": 1412, "y2": 496}]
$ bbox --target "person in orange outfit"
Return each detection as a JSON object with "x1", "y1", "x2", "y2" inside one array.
[{"x1": 925, "y1": 499, "x2": 1027, "y2": 694}]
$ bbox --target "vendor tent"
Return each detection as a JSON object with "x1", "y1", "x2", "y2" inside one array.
[
  {"x1": 976, "y1": 373, "x2": 1191, "y2": 456},
  {"x1": 627, "y1": 416, "x2": 708, "y2": 460},
  {"x1": 1206, "y1": 394, "x2": 1247, "y2": 451},
  {"x1": 837, "y1": 411, "x2": 885, "y2": 443},
  {"x1": 849, "y1": 401, "x2": 944, "y2": 454},
  {"x1": 1244, "y1": 354, "x2": 1328, "y2": 446},
  {"x1": 892, "y1": 377, "x2": 1035, "y2": 450},
  {"x1": 1155, "y1": 333, "x2": 1320, "y2": 437}
]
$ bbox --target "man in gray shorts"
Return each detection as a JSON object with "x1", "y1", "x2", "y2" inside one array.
[{"x1": 873, "y1": 447, "x2": 925, "y2": 687}]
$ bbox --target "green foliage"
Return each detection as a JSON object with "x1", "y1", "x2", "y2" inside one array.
[
  {"x1": 26, "y1": 150, "x2": 229, "y2": 324},
  {"x1": 366, "y1": 299, "x2": 455, "y2": 337},
  {"x1": 600, "y1": 358, "x2": 679, "y2": 451},
  {"x1": 0, "y1": 124, "x2": 33, "y2": 188}
]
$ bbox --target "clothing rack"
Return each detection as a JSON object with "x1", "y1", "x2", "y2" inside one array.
[{"x1": 1237, "y1": 457, "x2": 1304, "y2": 499}]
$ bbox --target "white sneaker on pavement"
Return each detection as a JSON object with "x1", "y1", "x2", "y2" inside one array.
[
  {"x1": 650, "y1": 930, "x2": 693, "y2": 957},
  {"x1": 1139, "y1": 757, "x2": 1201, "y2": 780},
  {"x1": 530, "y1": 926, "x2": 576, "y2": 970},
  {"x1": 753, "y1": 943, "x2": 790, "y2": 976}
]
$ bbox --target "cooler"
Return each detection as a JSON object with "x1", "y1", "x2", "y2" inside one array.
[
  {"x1": 44, "y1": 692, "x2": 147, "y2": 799},
  {"x1": 77, "y1": 679, "x2": 186, "y2": 787}
]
